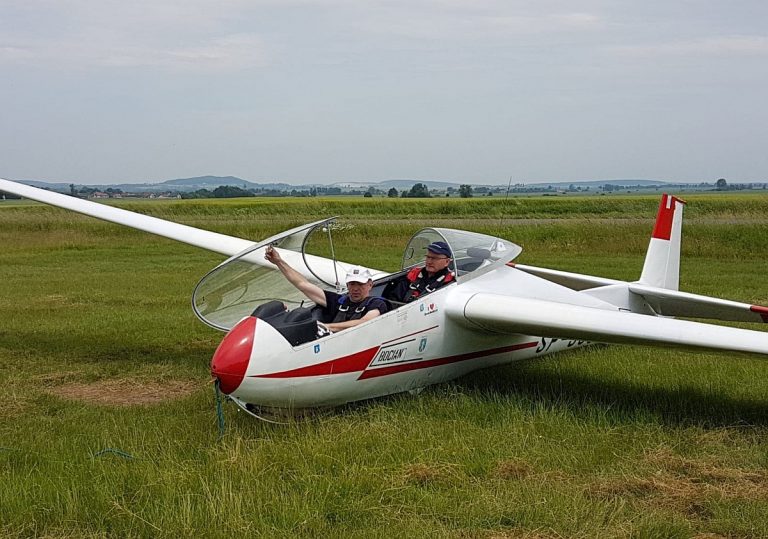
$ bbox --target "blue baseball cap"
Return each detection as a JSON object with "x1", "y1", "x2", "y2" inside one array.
[{"x1": 426, "y1": 241, "x2": 452, "y2": 258}]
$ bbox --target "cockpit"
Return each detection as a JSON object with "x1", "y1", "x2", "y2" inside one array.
[{"x1": 192, "y1": 218, "x2": 522, "y2": 344}]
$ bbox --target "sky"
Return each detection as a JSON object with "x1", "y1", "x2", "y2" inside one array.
[{"x1": 1, "y1": 0, "x2": 767, "y2": 185}]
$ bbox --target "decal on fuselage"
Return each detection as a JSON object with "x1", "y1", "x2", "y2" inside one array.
[
  {"x1": 369, "y1": 339, "x2": 421, "y2": 367},
  {"x1": 420, "y1": 302, "x2": 439, "y2": 316},
  {"x1": 535, "y1": 337, "x2": 590, "y2": 354}
]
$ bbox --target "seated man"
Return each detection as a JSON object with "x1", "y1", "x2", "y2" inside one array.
[
  {"x1": 393, "y1": 241, "x2": 455, "y2": 303},
  {"x1": 265, "y1": 245, "x2": 388, "y2": 332}
]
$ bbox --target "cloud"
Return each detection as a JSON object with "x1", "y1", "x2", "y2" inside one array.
[
  {"x1": 103, "y1": 34, "x2": 269, "y2": 70},
  {"x1": 0, "y1": 46, "x2": 36, "y2": 62},
  {"x1": 0, "y1": 0, "x2": 271, "y2": 70},
  {"x1": 357, "y1": 9, "x2": 605, "y2": 41},
  {"x1": 611, "y1": 35, "x2": 768, "y2": 58},
  {"x1": 0, "y1": 33, "x2": 268, "y2": 71}
]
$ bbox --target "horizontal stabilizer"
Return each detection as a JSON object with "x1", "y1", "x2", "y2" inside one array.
[
  {"x1": 512, "y1": 263, "x2": 624, "y2": 291},
  {"x1": 446, "y1": 292, "x2": 768, "y2": 357},
  {"x1": 630, "y1": 283, "x2": 768, "y2": 324}
]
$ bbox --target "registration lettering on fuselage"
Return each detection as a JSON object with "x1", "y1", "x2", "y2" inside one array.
[{"x1": 370, "y1": 340, "x2": 420, "y2": 367}]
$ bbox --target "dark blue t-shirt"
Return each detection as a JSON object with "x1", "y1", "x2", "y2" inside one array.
[{"x1": 320, "y1": 291, "x2": 389, "y2": 323}]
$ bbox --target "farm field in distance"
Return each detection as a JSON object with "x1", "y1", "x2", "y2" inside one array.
[{"x1": 1, "y1": 193, "x2": 768, "y2": 538}]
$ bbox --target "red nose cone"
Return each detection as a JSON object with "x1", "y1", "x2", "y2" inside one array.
[{"x1": 211, "y1": 316, "x2": 257, "y2": 394}]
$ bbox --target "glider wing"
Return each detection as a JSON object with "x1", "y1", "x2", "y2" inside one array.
[
  {"x1": 0, "y1": 178, "x2": 253, "y2": 256},
  {"x1": 446, "y1": 291, "x2": 768, "y2": 357}
]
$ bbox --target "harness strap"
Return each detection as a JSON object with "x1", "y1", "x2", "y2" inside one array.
[
  {"x1": 331, "y1": 295, "x2": 380, "y2": 323},
  {"x1": 405, "y1": 267, "x2": 455, "y2": 300}
]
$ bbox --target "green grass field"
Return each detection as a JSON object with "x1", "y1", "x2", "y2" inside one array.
[{"x1": 1, "y1": 194, "x2": 768, "y2": 538}]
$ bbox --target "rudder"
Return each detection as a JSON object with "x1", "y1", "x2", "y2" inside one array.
[{"x1": 639, "y1": 194, "x2": 686, "y2": 290}]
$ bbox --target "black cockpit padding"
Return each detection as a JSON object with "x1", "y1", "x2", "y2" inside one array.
[
  {"x1": 310, "y1": 305, "x2": 326, "y2": 321},
  {"x1": 251, "y1": 300, "x2": 286, "y2": 320},
  {"x1": 254, "y1": 304, "x2": 317, "y2": 347},
  {"x1": 283, "y1": 307, "x2": 312, "y2": 322}
]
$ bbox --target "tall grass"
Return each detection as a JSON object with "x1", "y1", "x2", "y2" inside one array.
[{"x1": 1, "y1": 194, "x2": 768, "y2": 537}]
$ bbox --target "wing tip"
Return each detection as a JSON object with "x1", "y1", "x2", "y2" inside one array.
[{"x1": 750, "y1": 305, "x2": 768, "y2": 323}]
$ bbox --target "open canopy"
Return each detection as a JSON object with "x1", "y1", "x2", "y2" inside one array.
[
  {"x1": 192, "y1": 217, "x2": 343, "y2": 331},
  {"x1": 192, "y1": 218, "x2": 523, "y2": 331}
]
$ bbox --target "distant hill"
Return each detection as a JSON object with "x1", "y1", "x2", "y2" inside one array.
[
  {"x1": 163, "y1": 175, "x2": 247, "y2": 187},
  {"x1": 157, "y1": 176, "x2": 294, "y2": 192},
  {"x1": 13, "y1": 180, "x2": 75, "y2": 192}
]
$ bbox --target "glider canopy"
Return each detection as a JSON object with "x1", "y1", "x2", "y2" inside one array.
[{"x1": 192, "y1": 218, "x2": 522, "y2": 331}]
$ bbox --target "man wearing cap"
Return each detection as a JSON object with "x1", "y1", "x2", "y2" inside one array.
[
  {"x1": 265, "y1": 245, "x2": 389, "y2": 332},
  {"x1": 393, "y1": 241, "x2": 456, "y2": 303}
]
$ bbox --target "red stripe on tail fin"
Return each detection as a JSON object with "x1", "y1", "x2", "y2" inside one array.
[{"x1": 651, "y1": 194, "x2": 686, "y2": 240}]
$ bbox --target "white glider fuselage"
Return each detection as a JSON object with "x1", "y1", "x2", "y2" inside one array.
[{"x1": 219, "y1": 265, "x2": 595, "y2": 410}]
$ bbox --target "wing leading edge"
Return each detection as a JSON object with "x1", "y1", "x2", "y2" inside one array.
[
  {"x1": 446, "y1": 291, "x2": 768, "y2": 357},
  {"x1": 0, "y1": 178, "x2": 253, "y2": 256}
]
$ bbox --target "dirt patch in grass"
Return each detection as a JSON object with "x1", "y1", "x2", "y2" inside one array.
[
  {"x1": 402, "y1": 463, "x2": 461, "y2": 486},
  {"x1": 492, "y1": 458, "x2": 535, "y2": 480},
  {"x1": 47, "y1": 378, "x2": 200, "y2": 406},
  {"x1": 587, "y1": 448, "x2": 768, "y2": 517},
  {"x1": 483, "y1": 531, "x2": 562, "y2": 539}
]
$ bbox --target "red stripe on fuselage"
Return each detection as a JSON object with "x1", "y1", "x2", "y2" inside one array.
[
  {"x1": 252, "y1": 346, "x2": 380, "y2": 378},
  {"x1": 357, "y1": 341, "x2": 538, "y2": 380},
  {"x1": 751, "y1": 305, "x2": 768, "y2": 323},
  {"x1": 381, "y1": 326, "x2": 438, "y2": 345},
  {"x1": 250, "y1": 340, "x2": 539, "y2": 380}
]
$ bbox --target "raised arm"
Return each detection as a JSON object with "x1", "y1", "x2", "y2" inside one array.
[{"x1": 264, "y1": 245, "x2": 328, "y2": 306}]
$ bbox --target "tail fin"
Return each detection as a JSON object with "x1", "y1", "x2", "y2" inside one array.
[{"x1": 638, "y1": 194, "x2": 686, "y2": 290}]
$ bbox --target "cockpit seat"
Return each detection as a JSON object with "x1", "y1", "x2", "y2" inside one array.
[
  {"x1": 251, "y1": 301, "x2": 318, "y2": 346},
  {"x1": 251, "y1": 300, "x2": 286, "y2": 320},
  {"x1": 456, "y1": 247, "x2": 492, "y2": 275}
]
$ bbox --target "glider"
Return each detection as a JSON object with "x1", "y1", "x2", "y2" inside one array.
[{"x1": 1, "y1": 178, "x2": 767, "y2": 418}]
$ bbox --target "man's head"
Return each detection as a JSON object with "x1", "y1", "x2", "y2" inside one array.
[
  {"x1": 424, "y1": 241, "x2": 452, "y2": 275},
  {"x1": 345, "y1": 266, "x2": 373, "y2": 302}
]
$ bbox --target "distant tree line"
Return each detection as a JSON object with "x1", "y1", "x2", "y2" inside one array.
[
  {"x1": 714, "y1": 178, "x2": 766, "y2": 191},
  {"x1": 6, "y1": 178, "x2": 767, "y2": 203}
]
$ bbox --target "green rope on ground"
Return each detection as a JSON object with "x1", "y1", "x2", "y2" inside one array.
[
  {"x1": 214, "y1": 379, "x2": 226, "y2": 440},
  {"x1": 92, "y1": 448, "x2": 136, "y2": 459}
]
